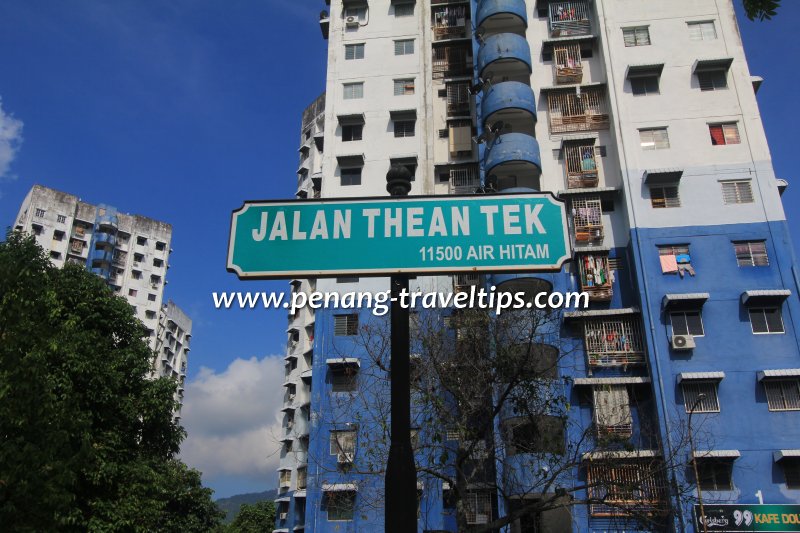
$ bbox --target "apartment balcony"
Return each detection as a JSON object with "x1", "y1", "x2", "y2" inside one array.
[
  {"x1": 447, "y1": 164, "x2": 480, "y2": 194},
  {"x1": 91, "y1": 248, "x2": 113, "y2": 265},
  {"x1": 453, "y1": 273, "x2": 481, "y2": 293},
  {"x1": 553, "y1": 43, "x2": 583, "y2": 84},
  {"x1": 570, "y1": 196, "x2": 603, "y2": 244},
  {"x1": 586, "y1": 457, "x2": 668, "y2": 518},
  {"x1": 564, "y1": 143, "x2": 601, "y2": 188},
  {"x1": 576, "y1": 253, "x2": 612, "y2": 302},
  {"x1": 446, "y1": 81, "x2": 471, "y2": 117},
  {"x1": 548, "y1": 1, "x2": 592, "y2": 38},
  {"x1": 477, "y1": 33, "x2": 531, "y2": 83},
  {"x1": 481, "y1": 81, "x2": 537, "y2": 137},
  {"x1": 546, "y1": 87, "x2": 609, "y2": 134},
  {"x1": 432, "y1": 42, "x2": 473, "y2": 80},
  {"x1": 484, "y1": 133, "x2": 541, "y2": 191},
  {"x1": 94, "y1": 231, "x2": 116, "y2": 248},
  {"x1": 96, "y1": 214, "x2": 118, "y2": 231},
  {"x1": 432, "y1": 4, "x2": 470, "y2": 41},
  {"x1": 476, "y1": 0, "x2": 527, "y2": 37},
  {"x1": 583, "y1": 317, "x2": 646, "y2": 368}
]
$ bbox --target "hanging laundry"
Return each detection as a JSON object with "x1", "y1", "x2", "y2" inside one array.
[{"x1": 660, "y1": 254, "x2": 678, "y2": 274}]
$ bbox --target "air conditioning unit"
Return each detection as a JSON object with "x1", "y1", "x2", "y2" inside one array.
[
  {"x1": 337, "y1": 452, "x2": 354, "y2": 464},
  {"x1": 671, "y1": 334, "x2": 695, "y2": 350},
  {"x1": 345, "y1": 16, "x2": 359, "y2": 27}
]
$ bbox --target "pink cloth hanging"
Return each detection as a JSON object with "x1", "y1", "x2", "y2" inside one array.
[{"x1": 660, "y1": 255, "x2": 678, "y2": 274}]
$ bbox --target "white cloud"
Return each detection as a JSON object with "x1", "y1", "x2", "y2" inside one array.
[
  {"x1": 0, "y1": 96, "x2": 24, "y2": 181},
  {"x1": 180, "y1": 356, "x2": 286, "y2": 483}
]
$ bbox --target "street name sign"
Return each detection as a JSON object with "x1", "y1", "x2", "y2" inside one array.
[
  {"x1": 227, "y1": 193, "x2": 570, "y2": 279},
  {"x1": 695, "y1": 504, "x2": 800, "y2": 532}
]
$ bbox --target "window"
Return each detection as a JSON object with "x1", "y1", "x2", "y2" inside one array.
[
  {"x1": 344, "y1": 43, "x2": 364, "y2": 60},
  {"x1": 639, "y1": 128, "x2": 669, "y2": 150},
  {"x1": 623, "y1": 26, "x2": 650, "y2": 46},
  {"x1": 394, "y1": 78, "x2": 415, "y2": 96},
  {"x1": 129, "y1": 289, "x2": 138, "y2": 297},
  {"x1": 631, "y1": 75, "x2": 659, "y2": 96},
  {"x1": 343, "y1": 82, "x2": 364, "y2": 100},
  {"x1": 132, "y1": 270, "x2": 142, "y2": 280},
  {"x1": 331, "y1": 366, "x2": 358, "y2": 393},
  {"x1": 688, "y1": 21, "x2": 717, "y2": 41},
  {"x1": 340, "y1": 167, "x2": 362, "y2": 186},
  {"x1": 394, "y1": 119, "x2": 416, "y2": 138},
  {"x1": 394, "y1": 39, "x2": 414, "y2": 56},
  {"x1": 709, "y1": 123, "x2": 740, "y2": 145},
  {"x1": 390, "y1": 158, "x2": 417, "y2": 181},
  {"x1": 764, "y1": 379, "x2": 800, "y2": 411},
  {"x1": 659, "y1": 244, "x2": 694, "y2": 276},
  {"x1": 35, "y1": 208, "x2": 46, "y2": 218},
  {"x1": 342, "y1": 124, "x2": 363, "y2": 141},
  {"x1": 593, "y1": 385, "x2": 633, "y2": 438},
  {"x1": 137, "y1": 236, "x2": 147, "y2": 245},
  {"x1": 334, "y1": 314, "x2": 359, "y2": 336},
  {"x1": 145, "y1": 310, "x2": 156, "y2": 319},
  {"x1": 721, "y1": 180, "x2": 754, "y2": 204},
  {"x1": 153, "y1": 258, "x2": 164, "y2": 268},
  {"x1": 671, "y1": 310, "x2": 704, "y2": 336},
  {"x1": 697, "y1": 70, "x2": 727, "y2": 91},
  {"x1": 697, "y1": 460, "x2": 733, "y2": 491},
  {"x1": 505, "y1": 416, "x2": 565, "y2": 455},
  {"x1": 53, "y1": 230, "x2": 65, "y2": 241},
  {"x1": 783, "y1": 460, "x2": 800, "y2": 489},
  {"x1": 682, "y1": 381, "x2": 720, "y2": 413},
  {"x1": 465, "y1": 491, "x2": 492, "y2": 525},
  {"x1": 57, "y1": 214, "x2": 67, "y2": 224},
  {"x1": 155, "y1": 241, "x2": 166, "y2": 251},
  {"x1": 325, "y1": 491, "x2": 356, "y2": 521},
  {"x1": 344, "y1": 6, "x2": 366, "y2": 21},
  {"x1": 50, "y1": 251, "x2": 61, "y2": 260},
  {"x1": 650, "y1": 185, "x2": 681, "y2": 208},
  {"x1": 148, "y1": 293, "x2": 156, "y2": 302},
  {"x1": 329, "y1": 429, "x2": 356, "y2": 456},
  {"x1": 733, "y1": 241, "x2": 768, "y2": 267},
  {"x1": 394, "y1": 2, "x2": 414, "y2": 16},
  {"x1": 749, "y1": 307, "x2": 784, "y2": 334}
]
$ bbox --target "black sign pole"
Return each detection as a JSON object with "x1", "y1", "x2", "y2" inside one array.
[{"x1": 384, "y1": 167, "x2": 417, "y2": 533}]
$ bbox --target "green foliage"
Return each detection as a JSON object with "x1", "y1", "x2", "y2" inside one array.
[
  {"x1": 226, "y1": 501, "x2": 276, "y2": 533},
  {"x1": 0, "y1": 231, "x2": 223, "y2": 531},
  {"x1": 743, "y1": 0, "x2": 780, "y2": 20}
]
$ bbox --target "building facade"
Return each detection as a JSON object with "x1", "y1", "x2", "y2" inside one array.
[
  {"x1": 274, "y1": 1, "x2": 800, "y2": 531},
  {"x1": 13, "y1": 185, "x2": 191, "y2": 409}
]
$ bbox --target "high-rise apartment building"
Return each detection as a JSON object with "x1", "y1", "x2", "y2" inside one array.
[
  {"x1": 274, "y1": 1, "x2": 800, "y2": 531},
  {"x1": 13, "y1": 185, "x2": 191, "y2": 410}
]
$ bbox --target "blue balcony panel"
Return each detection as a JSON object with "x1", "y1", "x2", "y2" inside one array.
[
  {"x1": 476, "y1": 0, "x2": 527, "y2": 37},
  {"x1": 94, "y1": 232, "x2": 116, "y2": 247},
  {"x1": 481, "y1": 81, "x2": 537, "y2": 137},
  {"x1": 477, "y1": 33, "x2": 532, "y2": 84},
  {"x1": 485, "y1": 133, "x2": 541, "y2": 191}
]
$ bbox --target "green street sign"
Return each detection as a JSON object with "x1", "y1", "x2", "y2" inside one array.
[
  {"x1": 696, "y1": 504, "x2": 800, "y2": 532},
  {"x1": 227, "y1": 193, "x2": 570, "y2": 279}
]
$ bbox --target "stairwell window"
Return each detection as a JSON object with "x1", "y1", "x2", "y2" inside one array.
[
  {"x1": 623, "y1": 26, "x2": 650, "y2": 46},
  {"x1": 688, "y1": 21, "x2": 717, "y2": 41},
  {"x1": 698, "y1": 69, "x2": 727, "y2": 91},
  {"x1": 733, "y1": 241, "x2": 769, "y2": 267},
  {"x1": 670, "y1": 310, "x2": 704, "y2": 337},
  {"x1": 682, "y1": 381, "x2": 719, "y2": 413},
  {"x1": 764, "y1": 379, "x2": 800, "y2": 411},
  {"x1": 394, "y1": 39, "x2": 415, "y2": 56},
  {"x1": 334, "y1": 313, "x2": 359, "y2": 336},
  {"x1": 343, "y1": 82, "x2": 364, "y2": 100},
  {"x1": 650, "y1": 185, "x2": 681, "y2": 208},
  {"x1": 749, "y1": 307, "x2": 784, "y2": 334},
  {"x1": 639, "y1": 128, "x2": 669, "y2": 150},
  {"x1": 344, "y1": 43, "x2": 365, "y2": 60},
  {"x1": 721, "y1": 180, "x2": 754, "y2": 204},
  {"x1": 394, "y1": 78, "x2": 415, "y2": 96},
  {"x1": 709, "y1": 123, "x2": 740, "y2": 145}
]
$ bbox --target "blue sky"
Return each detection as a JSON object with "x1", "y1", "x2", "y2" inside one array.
[{"x1": 1, "y1": 0, "x2": 799, "y2": 499}]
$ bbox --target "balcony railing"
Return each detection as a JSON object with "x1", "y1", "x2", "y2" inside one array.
[
  {"x1": 583, "y1": 317, "x2": 646, "y2": 367},
  {"x1": 547, "y1": 88, "x2": 609, "y2": 134},
  {"x1": 571, "y1": 196, "x2": 603, "y2": 243},
  {"x1": 297, "y1": 469, "x2": 308, "y2": 490},
  {"x1": 433, "y1": 44, "x2": 473, "y2": 79},
  {"x1": 553, "y1": 43, "x2": 583, "y2": 84},
  {"x1": 432, "y1": 4, "x2": 469, "y2": 41},
  {"x1": 577, "y1": 253, "x2": 612, "y2": 302},
  {"x1": 549, "y1": 1, "x2": 592, "y2": 38},
  {"x1": 564, "y1": 144, "x2": 601, "y2": 188},
  {"x1": 447, "y1": 82, "x2": 471, "y2": 116},
  {"x1": 448, "y1": 165, "x2": 480, "y2": 194},
  {"x1": 596, "y1": 422, "x2": 633, "y2": 440},
  {"x1": 587, "y1": 460, "x2": 667, "y2": 517},
  {"x1": 454, "y1": 273, "x2": 480, "y2": 293}
]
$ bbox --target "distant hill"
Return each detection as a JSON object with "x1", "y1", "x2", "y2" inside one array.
[{"x1": 215, "y1": 489, "x2": 277, "y2": 524}]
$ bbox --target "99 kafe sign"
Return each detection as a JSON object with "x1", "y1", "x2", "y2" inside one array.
[
  {"x1": 696, "y1": 505, "x2": 800, "y2": 532},
  {"x1": 227, "y1": 193, "x2": 571, "y2": 279}
]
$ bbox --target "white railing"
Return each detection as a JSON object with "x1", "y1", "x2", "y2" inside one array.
[
  {"x1": 548, "y1": 88, "x2": 609, "y2": 134},
  {"x1": 564, "y1": 144, "x2": 601, "y2": 188},
  {"x1": 449, "y1": 166, "x2": 480, "y2": 194},
  {"x1": 549, "y1": 2, "x2": 592, "y2": 38}
]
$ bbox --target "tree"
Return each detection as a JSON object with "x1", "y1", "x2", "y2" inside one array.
[
  {"x1": 743, "y1": 0, "x2": 780, "y2": 20},
  {"x1": 0, "y1": 231, "x2": 223, "y2": 531},
  {"x1": 226, "y1": 501, "x2": 276, "y2": 533}
]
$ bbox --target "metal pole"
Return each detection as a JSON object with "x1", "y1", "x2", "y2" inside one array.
[
  {"x1": 688, "y1": 394, "x2": 708, "y2": 533},
  {"x1": 385, "y1": 167, "x2": 417, "y2": 533}
]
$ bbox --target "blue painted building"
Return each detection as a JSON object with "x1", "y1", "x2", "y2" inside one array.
[{"x1": 274, "y1": 1, "x2": 800, "y2": 531}]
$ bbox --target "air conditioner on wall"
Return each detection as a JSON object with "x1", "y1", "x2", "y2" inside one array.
[
  {"x1": 337, "y1": 452, "x2": 354, "y2": 464},
  {"x1": 345, "y1": 16, "x2": 359, "y2": 28},
  {"x1": 671, "y1": 334, "x2": 696, "y2": 350}
]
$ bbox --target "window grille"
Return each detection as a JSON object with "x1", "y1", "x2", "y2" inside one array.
[
  {"x1": 650, "y1": 186, "x2": 680, "y2": 208},
  {"x1": 583, "y1": 317, "x2": 646, "y2": 367},
  {"x1": 733, "y1": 241, "x2": 768, "y2": 267},
  {"x1": 721, "y1": 180, "x2": 753, "y2": 204},
  {"x1": 688, "y1": 21, "x2": 717, "y2": 41},
  {"x1": 764, "y1": 379, "x2": 800, "y2": 411},
  {"x1": 749, "y1": 307, "x2": 784, "y2": 334},
  {"x1": 681, "y1": 381, "x2": 719, "y2": 413},
  {"x1": 709, "y1": 123, "x2": 740, "y2": 145},
  {"x1": 334, "y1": 314, "x2": 359, "y2": 335},
  {"x1": 623, "y1": 26, "x2": 650, "y2": 46}
]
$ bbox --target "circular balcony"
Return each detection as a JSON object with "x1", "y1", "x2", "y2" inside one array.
[
  {"x1": 494, "y1": 275, "x2": 552, "y2": 302},
  {"x1": 484, "y1": 133, "x2": 541, "y2": 191},
  {"x1": 477, "y1": 33, "x2": 532, "y2": 84},
  {"x1": 481, "y1": 81, "x2": 537, "y2": 137},
  {"x1": 94, "y1": 231, "x2": 116, "y2": 247},
  {"x1": 96, "y1": 214, "x2": 118, "y2": 231},
  {"x1": 476, "y1": 0, "x2": 527, "y2": 37},
  {"x1": 91, "y1": 248, "x2": 113, "y2": 265}
]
